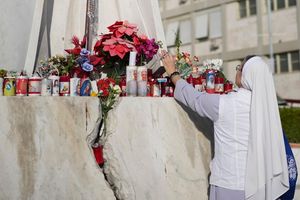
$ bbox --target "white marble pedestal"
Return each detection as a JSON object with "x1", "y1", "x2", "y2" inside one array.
[{"x1": 104, "y1": 97, "x2": 213, "y2": 200}]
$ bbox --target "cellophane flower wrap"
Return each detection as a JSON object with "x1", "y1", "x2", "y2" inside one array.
[{"x1": 174, "y1": 38, "x2": 201, "y2": 79}]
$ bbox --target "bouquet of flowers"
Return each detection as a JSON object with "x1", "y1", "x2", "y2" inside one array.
[
  {"x1": 96, "y1": 77, "x2": 121, "y2": 141},
  {"x1": 63, "y1": 36, "x2": 103, "y2": 78},
  {"x1": 202, "y1": 59, "x2": 223, "y2": 71},
  {"x1": 37, "y1": 55, "x2": 77, "y2": 77},
  {"x1": 63, "y1": 21, "x2": 161, "y2": 78},
  {"x1": 93, "y1": 20, "x2": 161, "y2": 76},
  {"x1": 175, "y1": 38, "x2": 201, "y2": 78},
  {"x1": 176, "y1": 52, "x2": 201, "y2": 79}
]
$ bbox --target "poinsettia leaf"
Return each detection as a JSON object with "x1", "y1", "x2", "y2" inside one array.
[{"x1": 72, "y1": 36, "x2": 80, "y2": 47}]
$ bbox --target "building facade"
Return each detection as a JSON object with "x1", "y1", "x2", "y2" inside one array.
[{"x1": 159, "y1": 0, "x2": 300, "y2": 99}]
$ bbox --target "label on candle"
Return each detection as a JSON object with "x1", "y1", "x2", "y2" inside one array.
[
  {"x1": 206, "y1": 71, "x2": 215, "y2": 90},
  {"x1": 126, "y1": 66, "x2": 137, "y2": 96},
  {"x1": 126, "y1": 66, "x2": 137, "y2": 81},
  {"x1": 70, "y1": 77, "x2": 80, "y2": 96},
  {"x1": 41, "y1": 78, "x2": 52, "y2": 96},
  {"x1": 214, "y1": 84, "x2": 224, "y2": 93},
  {"x1": 4, "y1": 77, "x2": 16, "y2": 96},
  {"x1": 80, "y1": 78, "x2": 92, "y2": 96},
  {"x1": 28, "y1": 76, "x2": 42, "y2": 96},
  {"x1": 137, "y1": 66, "x2": 147, "y2": 81},
  {"x1": 16, "y1": 76, "x2": 28, "y2": 96},
  {"x1": 59, "y1": 82, "x2": 70, "y2": 96},
  {"x1": 49, "y1": 75, "x2": 59, "y2": 96}
]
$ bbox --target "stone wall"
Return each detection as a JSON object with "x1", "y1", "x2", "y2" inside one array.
[
  {"x1": 0, "y1": 97, "x2": 115, "y2": 200},
  {"x1": 103, "y1": 97, "x2": 213, "y2": 200},
  {"x1": 0, "y1": 97, "x2": 213, "y2": 200}
]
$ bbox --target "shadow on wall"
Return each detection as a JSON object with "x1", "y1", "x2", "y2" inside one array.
[
  {"x1": 176, "y1": 100, "x2": 215, "y2": 157},
  {"x1": 176, "y1": 100, "x2": 215, "y2": 198}
]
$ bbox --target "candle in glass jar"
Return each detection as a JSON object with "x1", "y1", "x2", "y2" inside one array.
[
  {"x1": 214, "y1": 77, "x2": 224, "y2": 93},
  {"x1": 48, "y1": 75, "x2": 59, "y2": 96},
  {"x1": 224, "y1": 81, "x2": 233, "y2": 93},
  {"x1": 126, "y1": 52, "x2": 137, "y2": 96},
  {"x1": 41, "y1": 78, "x2": 52, "y2": 96},
  {"x1": 206, "y1": 70, "x2": 215, "y2": 94},
  {"x1": 137, "y1": 66, "x2": 147, "y2": 96},
  {"x1": 28, "y1": 74, "x2": 42, "y2": 96},
  {"x1": 193, "y1": 77, "x2": 202, "y2": 92},
  {"x1": 16, "y1": 73, "x2": 28, "y2": 96},
  {"x1": 59, "y1": 75, "x2": 70, "y2": 96}
]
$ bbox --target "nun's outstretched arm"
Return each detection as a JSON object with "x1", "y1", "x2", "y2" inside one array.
[{"x1": 174, "y1": 79, "x2": 220, "y2": 122}]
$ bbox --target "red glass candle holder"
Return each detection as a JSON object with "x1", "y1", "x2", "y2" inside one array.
[
  {"x1": 224, "y1": 82, "x2": 233, "y2": 93},
  {"x1": 92, "y1": 145, "x2": 104, "y2": 167},
  {"x1": 214, "y1": 77, "x2": 224, "y2": 93}
]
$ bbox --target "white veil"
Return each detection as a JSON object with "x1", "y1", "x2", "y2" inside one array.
[{"x1": 241, "y1": 57, "x2": 289, "y2": 199}]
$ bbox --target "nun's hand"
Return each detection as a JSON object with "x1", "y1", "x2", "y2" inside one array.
[{"x1": 160, "y1": 51, "x2": 177, "y2": 76}]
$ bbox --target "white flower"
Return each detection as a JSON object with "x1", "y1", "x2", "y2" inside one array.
[
  {"x1": 113, "y1": 85, "x2": 121, "y2": 94},
  {"x1": 101, "y1": 73, "x2": 107, "y2": 79},
  {"x1": 203, "y1": 58, "x2": 223, "y2": 70},
  {"x1": 211, "y1": 59, "x2": 223, "y2": 69}
]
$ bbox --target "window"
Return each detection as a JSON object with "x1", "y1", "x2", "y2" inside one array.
[
  {"x1": 239, "y1": 0, "x2": 247, "y2": 18},
  {"x1": 288, "y1": 0, "x2": 297, "y2": 6},
  {"x1": 269, "y1": 0, "x2": 296, "y2": 11},
  {"x1": 291, "y1": 51, "x2": 300, "y2": 71},
  {"x1": 165, "y1": 19, "x2": 192, "y2": 47},
  {"x1": 165, "y1": 21, "x2": 179, "y2": 46},
  {"x1": 179, "y1": 20, "x2": 192, "y2": 44},
  {"x1": 249, "y1": 0, "x2": 257, "y2": 15},
  {"x1": 195, "y1": 14, "x2": 208, "y2": 39},
  {"x1": 209, "y1": 11, "x2": 222, "y2": 39},
  {"x1": 194, "y1": 9, "x2": 222, "y2": 43},
  {"x1": 270, "y1": 0, "x2": 274, "y2": 10},
  {"x1": 239, "y1": 0, "x2": 256, "y2": 18},
  {"x1": 277, "y1": 0, "x2": 285, "y2": 9},
  {"x1": 279, "y1": 53, "x2": 288, "y2": 72},
  {"x1": 272, "y1": 51, "x2": 300, "y2": 73}
]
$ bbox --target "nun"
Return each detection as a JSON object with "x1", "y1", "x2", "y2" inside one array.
[{"x1": 162, "y1": 53, "x2": 290, "y2": 200}]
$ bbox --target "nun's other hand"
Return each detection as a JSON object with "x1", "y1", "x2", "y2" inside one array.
[{"x1": 161, "y1": 51, "x2": 177, "y2": 76}]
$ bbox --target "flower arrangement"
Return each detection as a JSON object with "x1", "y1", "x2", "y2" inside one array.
[
  {"x1": 202, "y1": 59, "x2": 223, "y2": 71},
  {"x1": 176, "y1": 52, "x2": 201, "y2": 79},
  {"x1": 93, "y1": 20, "x2": 161, "y2": 76},
  {"x1": 174, "y1": 37, "x2": 201, "y2": 79},
  {"x1": 97, "y1": 78, "x2": 121, "y2": 139},
  {"x1": 37, "y1": 54, "x2": 77, "y2": 77},
  {"x1": 62, "y1": 21, "x2": 161, "y2": 78}
]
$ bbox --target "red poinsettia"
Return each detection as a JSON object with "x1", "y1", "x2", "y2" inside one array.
[
  {"x1": 65, "y1": 36, "x2": 87, "y2": 55},
  {"x1": 108, "y1": 21, "x2": 138, "y2": 38},
  {"x1": 102, "y1": 37, "x2": 136, "y2": 59},
  {"x1": 94, "y1": 33, "x2": 113, "y2": 54}
]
